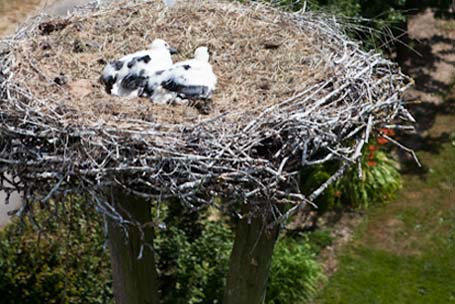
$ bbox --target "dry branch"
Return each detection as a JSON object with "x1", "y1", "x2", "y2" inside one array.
[{"x1": 0, "y1": 0, "x2": 414, "y2": 226}]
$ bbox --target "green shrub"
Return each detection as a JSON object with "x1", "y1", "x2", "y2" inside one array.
[
  {"x1": 0, "y1": 198, "x2": 326, "y2": 304},
  {"x1": 156, "y1": 217, "x2": 325, "y2": 304},
  {"x1": 301, "y1": 145, "x2": 402, "y2": 211},
  {"x1": 0, "y1": 199, "x2": 112, "y2": 304},
  {"x1": 156, "y1": 221, "x2": 233, "y2": 304},
  {"x1": 306, "y1": 229, "x2": 334, "y2": 253},
  {"x1": 336, "y1": 149, "x2": 402, "y2": 209},
  {"x1": 301, "y1": 167, "x2": 338, "y2": 213},
  {"x1": 267, "y1": 237, "x2": 325, "y2": 304}
]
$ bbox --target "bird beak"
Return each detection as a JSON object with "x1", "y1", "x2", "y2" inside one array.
[{"x1": 169, "y1": 47, "x2": 178, "y2": 55}]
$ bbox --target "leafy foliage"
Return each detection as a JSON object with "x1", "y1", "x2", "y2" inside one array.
[
  {"x1": 301, "y1": 144, "x2": 402, "y2": 210},
  {"x1": 267, "y1": 237, "x2": 325, "y2": 304},
  {"x1": 306, "y1": 229, "x2": 334, "y2": 253},
  {"x1": 156, "y1": 221, "x2": 233, "y2": 304},
  {"x1": 0, "y1": 197, "x2": 325, "y2": 304},
  {"x1": 261, "y1": 0, "x2": 454, "y2": 52},
  {"x1": 156, "y1": 202, "x2": 324, "y2": 304},
  {"x1": 266, "y1": 0, "x2": 454, "y2": 18},
  {"x1": 301, "y1": 167, "x2": 338, "y2": 213},
  {"x1": 0, "y1": 199, "x2": 113, "y2": 304},
  {"x1": 336, "y1": 149, "x2": 402, "y2": 208}
]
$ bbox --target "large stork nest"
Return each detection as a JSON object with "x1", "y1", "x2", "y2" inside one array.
[{"x1": 0, "y1": 0, "x2": 414, "y2": 222}]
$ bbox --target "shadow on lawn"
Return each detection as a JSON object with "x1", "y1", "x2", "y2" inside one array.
[
  {"x1": 394, "y1": 10, "x2": 455, "y2": 174},
  {"x1": 400, "y1": 34, "x2": 455, "y2": 95},
  {"x1": 398, "y1": 97, "x2": 455, "y2": 176}
]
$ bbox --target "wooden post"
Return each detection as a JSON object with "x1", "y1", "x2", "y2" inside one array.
[
  {"x1": 223, "y1": 211, "x2": 280, "y2": 304},
  {"x1": 107, "y1": 192, "x2": 160, "y2": 304}
]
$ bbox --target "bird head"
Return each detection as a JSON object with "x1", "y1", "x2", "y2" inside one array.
[
  {"x1": 149, "y1": 39, "x2": 178, "y2": 55},
  {"x1": 194, "y1": 47, "x2": 210, "y2": 62}
]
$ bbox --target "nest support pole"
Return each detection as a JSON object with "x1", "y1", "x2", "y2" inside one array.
[
  {"x1": 107, "y1": 191, "x2": 159, "y2": 304},
  {"x1": 223, "y1": 207, "x2": 280, "y2": 304}
]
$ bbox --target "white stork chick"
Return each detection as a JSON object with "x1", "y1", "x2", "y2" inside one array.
[
  {"x1": 100, "y1": 39, "x2": 177, "y2": 98},
  {"x1": 146, "y1": 46, "x2": 217, "y2": 104}
]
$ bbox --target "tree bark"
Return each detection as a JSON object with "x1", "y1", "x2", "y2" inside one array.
[
  {"x1": 223, "y1": 211, "x2": 280, "y2": 304},
  {"x1": 107, "y1": 191, "x2": 159, "y2": 304}
]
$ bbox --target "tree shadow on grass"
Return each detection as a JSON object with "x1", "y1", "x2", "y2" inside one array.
[
  {"x1": 399, "y1": 34, "x2": 455, "y2": 96},
  {"x1": 394, "y1": 9, "x2": 455, "y2": 177},
  {"x1": 398, "y1": 97, "x2": 455, "y2": 176}
]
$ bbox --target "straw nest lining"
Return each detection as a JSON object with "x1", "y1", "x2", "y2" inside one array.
[
  {"x1": 0, "y1": 0, "x2": 414, "y2": 223},
  {"x1": 10, "y1": 0, "x2": 321, "y2": 127}
]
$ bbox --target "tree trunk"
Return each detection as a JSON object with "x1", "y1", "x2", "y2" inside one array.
[
  {"x1": 107, "y1": 191, "x2": 159, "y2": 304},
  {"x1": 223, "y1": 211, "x2": 280, "y2": 304}
]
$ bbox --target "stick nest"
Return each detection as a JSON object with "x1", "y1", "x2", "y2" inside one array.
[{"x1": 0, "y1": 0, "x2": 414, "y2": 222}]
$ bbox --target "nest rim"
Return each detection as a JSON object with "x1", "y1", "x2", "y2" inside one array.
[{"x1": 0, "y1": 0, "x2": 414, "y2": 224}]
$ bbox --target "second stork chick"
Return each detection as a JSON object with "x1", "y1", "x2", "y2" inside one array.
[{"x1": 146, "y1": 46, "x2": 217, "y2": 104}]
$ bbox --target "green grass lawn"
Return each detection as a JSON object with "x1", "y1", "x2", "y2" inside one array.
[{"x1": 315, "y1": 97, "x2": 455, "y2": 303}]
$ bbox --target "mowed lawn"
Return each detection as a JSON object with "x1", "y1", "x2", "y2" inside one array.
[{"x1": 315, "y1": 95, "x2": 455, "y2": 303}]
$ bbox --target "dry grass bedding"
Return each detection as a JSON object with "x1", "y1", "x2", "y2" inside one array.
[{"x1": 11, "y1": 0, "x2": 322, "y2": 128}]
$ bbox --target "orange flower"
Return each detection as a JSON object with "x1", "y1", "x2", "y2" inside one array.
[
  {"x1": 377, "y1": 137, "x2": 389, "y2": 145},
  {"x1": 368, "y1": 152, "x2": 375, "y2": 160},
  {"x1": 368, "y1": 145, "x2": 377, "y2": 152},
  {"x1": 367, "y1": 161, "x2": 377, "y2": 167},
  {"x1": 379, "y1": 128, "x2": 396, "y2": 137},
  {"x1": 335, "y1": 191, "x2": 342, "y2": 198}
]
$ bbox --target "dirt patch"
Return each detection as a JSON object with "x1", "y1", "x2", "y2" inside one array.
[
  {"x1": 317, "y1": 212, "x2": 363, "y2": 276},
  {"x1": 403, "y1": 9, "x2": 455, "y2": 106}
]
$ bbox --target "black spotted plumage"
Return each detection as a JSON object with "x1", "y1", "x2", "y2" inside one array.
[
  {"x1": 101, "y1": 75, "x2": 116, "y2": 94},
  {"x1": 162, "y1": 79, "x2": 210, "y2": 99},
  {"x1": 127, "y1": 58, "x2": 137, "y2": 69},
  {"x1": 120, "y1": 69, "x2": 148, "y2": 90},
  {"x1": 112, "y1": 61, "x2": 124, "y2": 71},
  {"x1": 137, "y1": 55, "x2": 152, "y2": 63}
]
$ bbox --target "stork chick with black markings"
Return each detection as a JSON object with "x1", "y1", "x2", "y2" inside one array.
[
  {"x1": 100, "y1": 39, "x2": 177, "y2": 97},
  {"x1": 145, "y1": 46, "x2": 217, "y2": 104}
]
